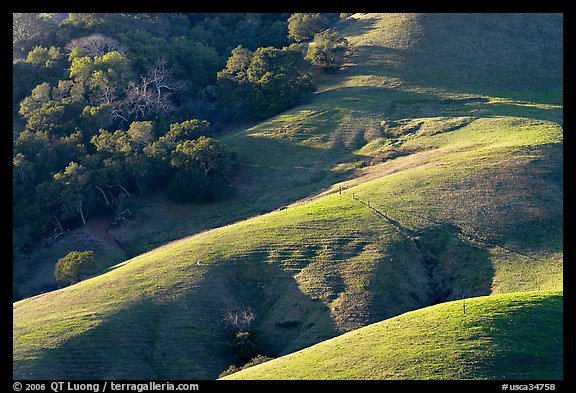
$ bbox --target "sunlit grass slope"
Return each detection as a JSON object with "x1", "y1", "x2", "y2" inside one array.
[
  {"x1": 88, "y1": 13, "x2": 563, "y2": 261},
  {"x1": 13, "y1": 115, "x2": 562, "y2": 379},
  {"x1": 223, "y1": 291, "x2": 563, "y2": 380},
  {"x1": 336, "y1": 13, "x2": 562, "y2": 96},
  {"x1": 15, "y1": 13, "x2": 562, "y2": 298},
  {"x1": 14, "y1": 13, "x2": 562, "y2": 380}
]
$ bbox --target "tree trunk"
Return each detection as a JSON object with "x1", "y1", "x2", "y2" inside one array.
[{"x1": 77, "y1": 204, "x2": 86, "y2": 225}]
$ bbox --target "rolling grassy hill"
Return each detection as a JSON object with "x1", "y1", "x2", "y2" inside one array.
[
  {"x1": 14, "y1": 13, "x2": 563, "y2": 299},
  {"x1": 222, "y1": 291, "x2": 563, "y2": 380},
  {"x1": 13, "y1": 13, "x2": 562, "y2": 380}
]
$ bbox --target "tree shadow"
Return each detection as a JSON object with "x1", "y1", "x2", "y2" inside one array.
[
  {"x1": 477, "y1": 292, "x2": 563, "y2": 379},
  {"x1": 411, "y1": 13, "x2": 562, "y2": 93},
  {"x1": 459, "y1": 142, "x2": 563, "y2": 256},
  {"x1": 316, "y1": 84, "x2": 562, "y2": 124}
]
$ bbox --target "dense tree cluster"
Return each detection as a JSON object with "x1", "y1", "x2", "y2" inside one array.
[
  {"x1": 13, "y1": 13, "x2": 344, "y2": 260},
  {"x1": 216, "y1": 45, "x2": 316, "y2": 122},
  {"x1": 306, "y1": 31, "x2": 350, "y2": 72},
  {"x1": 287, "y1": 13, "x2": 340, "y2": 43},
  {"x1": 14, "y1": 117, "x2": 236, "y2": 246}
]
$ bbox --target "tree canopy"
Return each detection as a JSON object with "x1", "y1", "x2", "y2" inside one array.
[
  {"x1": 287, "y1": 13, "x2": 339, "y2": 43},
  {"x1": 217, "y1": 45, "x2": 315, "y2": 121},
  {"x1": 54, "y1": 250, "x2": 97, "y2": 284},
  {"x1": 306, "y1": 31, "x2": 350, "y2": 72},
  {"x1": 13, "y1": 12, "x2": 343, "y2": 278}
]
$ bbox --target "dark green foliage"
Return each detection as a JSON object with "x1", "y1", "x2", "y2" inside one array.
[
  {"x1": 91, "y1": 121, "x2": 157, "y2": 194},
  {"x1": 167, "y1": 136, "x2": 236, "y2": 203},
  {"x1": 52, "y1": 162, "x2": 94, "y2": 224},
  {"x1": 217, "y1": 45, "x2": 316, "y2": 121},
  {"x1": 13, "y1": 45, "x2": 67, "y2": 108},
  {"x1": 219, "y1": 307, "x2": 271, "y2": 377},
  {"x1": 215, "y1": 46, "x2": 256, "y2": 120},
  {"x1": 248, "y1": 46, "x2": 316, "y2": 116},
  {"x1": 63, "y1": 13, "x2": 189, "y2": 39},
  {"x1": 118, "y1": 31, "x2": 222, "y2": 88},
  {"x1": 13, "y1": 12, "x2": 327, "y2": 284},
  {"x1": 241, "y1": 354, "x2": 274, "y2": 369},
  {"x1": 69, "y1": 50, "x2": 133, "y2": 106},
  {"x1": 54, "y1": 250, "x2": 97, "y2": 284},
  {"x1": 171, "y1": 136, "x2": 234, "y2": 177},
  {"x1": 221, "y1": 307, "x2": 260, "y2": 365},
  {"x1": 218, "y1": 354, "x2": 274, "y2": 378},
  {"x1": 13, "y1": 113, "x2": 235, "y2": 243},
  {"x1": 187, "y1": 13, "x2": 290, "y2": 53},
  {"x1": 26, "y1": 46, "x2": 62, "y2": 67},
  {"x1": 230, "y1": 331, "x2": 258, "y2": 362},
  {"x1": 15, "y1": 130, "x2": 86, "y2": 183},
  {"x1": 287, "y1": 13, "x2": 339, "y2": 43},
  {"x1": 306, "y1": 31, "x2": 350, "y2": 72}
]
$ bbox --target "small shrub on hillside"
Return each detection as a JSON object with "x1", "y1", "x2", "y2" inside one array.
[
  {"x1": 218, "y1": 354, "x2": 274, "y2": 378},
  {"x1": 230, "y1": 331, "x2": 258, "y2": 362},
  {"x1": 222, "y1": 307, "x2": 261, "y2": 362},
  {"x1": 54, "y1": 250, "x2": 96, "y2": 285},
  {"x1": 276, "y1": 318, "x2": 301, "y2": 328},
  {"x1": 218, "y1": 364, "x2": 239, "y2": 378},
  {"x1": 305, "y1": 31, "x2": 349, "y2": 72}
]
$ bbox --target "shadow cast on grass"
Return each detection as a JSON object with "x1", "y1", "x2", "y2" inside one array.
[
  {"x1": 22, "y1": 251, "x2": 339, "y2": 380},
  {"x1": 344, "y1": 14, "x2": 562, "y2": 100},
  {"x1": 316, "y1": 84, "x2": 562, "y2": 124},
  {"x1": 368, "y1": 222, "x2": 495, "y2": 325}
]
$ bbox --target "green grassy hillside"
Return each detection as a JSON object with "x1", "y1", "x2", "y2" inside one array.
[
  {"x1": 12, "y1": 115, "x2": 562, "y2": 378},
  {"x1": 13, "y1": 13, "x2": 562, "y2": 380},
  {"x1": 14, "y1": 13, "x2": 562, "y2": 298},
  {"x1": 222, "y1": 291, "x2": 563, "y2": 380}
]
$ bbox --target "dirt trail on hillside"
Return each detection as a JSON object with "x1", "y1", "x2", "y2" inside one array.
[{"x1": 84, "y1": 219, "x2": 130, "y2": 258}]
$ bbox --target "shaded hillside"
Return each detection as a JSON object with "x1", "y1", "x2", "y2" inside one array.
[
  {"x1": 337, "y1": 13, "x2": 563, "y2": 95},
  {"x1": 223, "y1": 291, "x2": 563, "y2": 380},
  {"x1": 14, "y1": 13, "x2": 563, "y2": 299},
  {"x1": 13, "y1": 13, "x2": 562, "y2": 380}
]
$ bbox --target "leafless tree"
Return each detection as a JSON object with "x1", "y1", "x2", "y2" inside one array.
[
  {"x1": 223, "y1": 307, "x2": 256, "y2": 331},
  {"x1": 117, "y1": 60, "x2": 181, "y2": 121},
  {"x1": 95, "y1": 185, "x2": 133, "y2": 227},
  {"x1": 65, "y1": 33, "x2": 127, "y2": 57}
]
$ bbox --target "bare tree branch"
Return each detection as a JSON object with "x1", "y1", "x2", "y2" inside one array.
[
  {"x1": 51, "y1": 216, "x2": 68, "y2": 241},
  {"x1": 65, "y1": 33, "x2": 127, "y2": 57},
  {"x1": 94, "y1": 184, "x2": 112, "y2": 205},
  {"x1": 120, "y1": 60, "x2": 181, "y2": 121}
]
